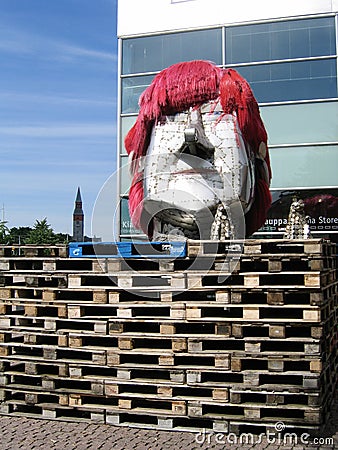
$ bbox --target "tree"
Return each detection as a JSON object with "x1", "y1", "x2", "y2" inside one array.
[
  {"x1": 26, "y1": 218, "x2": 57, "y2": 245},
  {"x1": 0, "y1": 220, "x2": 10, "y2": 244},
  {"x1": 54, "y1": 232, "x2": 70, "y2": 244},
  {"x1": 8, "y1": 226, "x2": 32, "y2": 245},
  {"x1": 0, "y1": 220, "x2": 69, "y2": 246}
]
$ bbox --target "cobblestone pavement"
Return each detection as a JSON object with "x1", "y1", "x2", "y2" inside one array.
[{"x1": 0, "y1": 398, "x2": 337, "y2": 450}]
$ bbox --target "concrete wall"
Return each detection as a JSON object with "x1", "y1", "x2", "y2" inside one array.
[{"x1": 118, "y1": 0, "x2": 337, "y2": 37}]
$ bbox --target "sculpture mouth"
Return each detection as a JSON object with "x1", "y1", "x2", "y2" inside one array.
[{"x1": 173, "y1": 168, "x2": 218, "y2": 175}]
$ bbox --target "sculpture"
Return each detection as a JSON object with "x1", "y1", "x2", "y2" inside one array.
[
  {"x1": 125, "y1": 60, "x2": 272, "y2": 240},
  {"x1": 284, "y1": 197, "x2": 312, "y2": 239}
]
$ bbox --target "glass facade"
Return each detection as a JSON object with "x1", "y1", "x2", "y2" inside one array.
[
  {"x1": 260, "y1": 101, "x2": 338, "y2": 145},
  {"x1": 259, "y1": 187, "x2": 338, "y2": 239},
  {"x1": 269, "y1": 145, "x2": 338, "y2": 188},
  {"x1": 122, "y1": 28, "x2": 222, "y2": 74},
  {"x1": 225, "y1": 18, "x2": 336, "y2": 63},
  {"x1": 119, "y1": 156, "x2": 131, "y2": 195},
  {"x1": 237, "y1": 59, "x2": 337, "y2": 102},
  {"x1": 118, "y1": 14, "x2": 338, "y2": 239},
  {"x1": 121, "y1": 75, "x2": 155, "y2": 114},
  {"x1": 121, "y1": 16, "x2": 337, "y2": 111}
]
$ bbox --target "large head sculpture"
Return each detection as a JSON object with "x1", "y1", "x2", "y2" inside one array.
[{"x1": 125, "y1": 60, "x2": 272, "y2": 240}]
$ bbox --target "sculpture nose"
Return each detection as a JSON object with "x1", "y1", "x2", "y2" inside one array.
[{"x1": 182, "y1": 108, "x2": 214, "y2": 157}]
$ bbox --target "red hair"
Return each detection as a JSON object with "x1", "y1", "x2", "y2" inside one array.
[{"x1": 125, "y1": 60, "x2": 272, "y2": 237}]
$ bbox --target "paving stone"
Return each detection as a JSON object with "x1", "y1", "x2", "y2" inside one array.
[{"x1": 0, "y1": 410, "x2": 337, "y2": 450}]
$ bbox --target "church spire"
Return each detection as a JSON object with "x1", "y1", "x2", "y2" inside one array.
[
  {"x1": 75, "y1": 187, "x2": 82, "y2": 204},
  {"x1": 73, "y1": 187, "x2": 84, "y2": 242}
]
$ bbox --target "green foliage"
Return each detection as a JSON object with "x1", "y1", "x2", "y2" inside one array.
[
  {"x1": 7, "y1": 226, "x2": 32, "y2": 245},
  {"x1": 26, "y1": 218, "x2": 57, "y2": 245},
  {"x1": 2, "y1": 219, "x2": 70, "y2": 245},
  {"x1": 0, "y1": 221, "x2": 10, "y2": 244},
  {"x1": 54, "y1": 233, "x2": 70, "y2": 244}
]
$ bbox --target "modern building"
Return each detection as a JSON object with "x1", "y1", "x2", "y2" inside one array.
[
  {"x1": 72, "y1": 187, "x2": 84, "y2": 242},
  {"x1": 117, "y1": 0, "x2": 338, "y2": 241}
]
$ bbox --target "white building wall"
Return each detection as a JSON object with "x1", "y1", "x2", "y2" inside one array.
[{"x1": 118, "y1": 0, "x2": 337, "y2": 36}]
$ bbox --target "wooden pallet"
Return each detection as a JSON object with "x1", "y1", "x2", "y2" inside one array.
[
  {"x1": 186, "y1": 270, "x2": 336, "y2": 290},
  {"x1": 69, "y1": 241, "x2": 186, "y2": 258},
  {"x1": 1, "y1": 282, "x2": 336, "y2": 305},
  {"x1": 1, "y1": 361, "x2": 335, "y2": 398},
  {"x1": 2, "y1": 253, "x2": 334, "y2": 275},
  {"x1": 1, "y1": 386, "x2": 326, "y2": 425},
  {"x1": 0, "y1": 240, "x2": 336, "y2": 433},
  {"x1": 0, "y1": 245, "x2": 67, "y2": 258},
  {"x1": 2, "y1": 398, "x2": 327, "y2": 436},
  {"x1": 0, "y1": 287, "x2": 110, "y2": 303},
  {"x1": 0, "y1": 304, "x2": 335, "y2": 336},
  {"x1": 67, "y1": 272, "x2": 187, "y2": 290},
  {"x1": 0, "y1": 258, "x2": 97, "y2": 272},
  {"x1": 187, "y1": 239, "x2": 336, "y2": 258},
  {"x1": 57, "y1": 269, "x2": 336, "y2": 291},
  {"x1": 0, "y1": 332, "x2": 334, "y2": 369}
]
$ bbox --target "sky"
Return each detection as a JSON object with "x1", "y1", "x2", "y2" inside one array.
[{"x1": 0, "y1": 0, "x2": 118, "y2": 236}]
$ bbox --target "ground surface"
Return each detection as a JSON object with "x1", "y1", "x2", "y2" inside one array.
[{"x1": 0, "y1": 398, "x2": 337, "y2": 450}]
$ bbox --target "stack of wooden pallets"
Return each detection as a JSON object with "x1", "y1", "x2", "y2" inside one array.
[{"x1": 0, "y1": 240, "x2": 336, "y2": 435}]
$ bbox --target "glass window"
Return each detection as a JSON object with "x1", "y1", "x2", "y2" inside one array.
[
  {"x1": 269, "y1": 145, "x2": 338, "y2": 188},
  {"x1": 122, "y1": 28, "x2": 222, "y2": 75},
  {"x1": 237, "y1": 59, "x2": 337, "y2": 103},
  {"x1": 120, "y1": 116, "x2": 137, "y2": 155},
  {"x1": 260, "y1": 188, "x2": 338, "y2": 237},
  {"x1": 120, "y1": 155, "x2": 131, "y2": 195},
  {"x1": 226, "y1": 17, "x2": 336, "y2": 64},
  {"x1": 120, "y1": 197, "x2": 143, "y2": 235},
  {"x1": 122, "y1": 75, "x2": 154, "y2": 114},
  {"x1": 260, "y1": 101, "x2": 338, "y2": 146}
]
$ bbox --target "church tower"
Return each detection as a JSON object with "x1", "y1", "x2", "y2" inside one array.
[{"x1": 73, "y1": 187, "x2": 84, "y2": 242}]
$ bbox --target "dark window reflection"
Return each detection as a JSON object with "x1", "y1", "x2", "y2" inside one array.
[
  {"x1": 237, "y1": 59, "x2": 337, "y2": 102},
  {"x1": 258, "y1": 188, "x2": 338, "y2": 242},
  {"x1": 123, "y1": 28, "x2": 222, "y2": 75},
  {"x1": 226, "y1": 17, "x2": 336, "y2": 64},
  {"x1": 122, "y1": 75, "x2": 154, "y2": 114}
]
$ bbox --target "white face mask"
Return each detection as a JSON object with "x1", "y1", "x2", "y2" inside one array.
[{"x1": 140, "y1": 100, "x2": 256, "y2": 239}]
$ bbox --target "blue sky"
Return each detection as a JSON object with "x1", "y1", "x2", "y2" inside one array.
[{"x1": 0, "y1": 0, "x2": 118, "y2": 235}]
